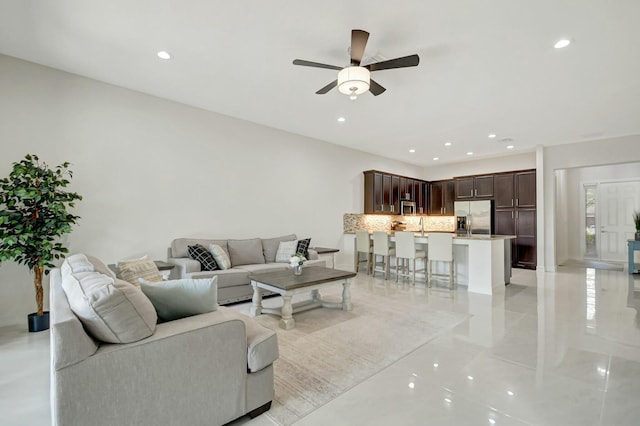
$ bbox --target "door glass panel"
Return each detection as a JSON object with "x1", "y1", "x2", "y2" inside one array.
[{"x1": 585, "y1": 185, "x2": 597, "y2": 258}]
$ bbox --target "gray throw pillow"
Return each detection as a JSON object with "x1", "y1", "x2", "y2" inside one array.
[
  {"x1": 228, "y1": 238, "x2": 265, "y2": 266},
  {"x1": 61, "y1": 254, "x2": 157, "y2": 343},
  {"x1": 139, "y1": 277, "x2": 218, "y2": 322}
]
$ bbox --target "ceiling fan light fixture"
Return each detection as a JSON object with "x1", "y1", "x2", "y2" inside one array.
[{"x1": 337, "y1": 66, "x2": 370, "y2": 96}]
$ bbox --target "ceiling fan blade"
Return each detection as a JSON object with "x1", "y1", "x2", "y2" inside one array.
[
  {"x1": 316, "y1": 80, "x2": 338, "y2": 94},
  {"x1": 293, "y1": 59, "x2": 342, "y2": 71},
  {"x1": 366, "y1": 54, "x2": 420, "y2": 72},
  {"x1": 350, "y1": 29, "x2": 370, "y2": 66},
  {"x1": 369, "y1": 79, "x2": 386, "y2": 96}
]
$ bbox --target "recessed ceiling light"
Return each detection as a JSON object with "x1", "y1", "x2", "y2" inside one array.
[
  {"x1": 157, "y1": 51, "x2": 172, "y2": 60},
  {"x1": 488, "y1": 134, "x2": 496, "y2": 139},
  {"x1": 433, "y1": 157, "x2": 439, "y2": 161},
  {"x1": 444, "y1": 142, "x2": 452, "y2": 147},
  {"x1": 409, "y1": 149, "x2": 416, "y2": 153},
  {"x1": 554, "y1": 39, "x2": 571, "y2": 49},
  {"x1": 337, "y1": 117, "x2": 346, "y2": 122},
  {"x1": 467, "y1": 152, "x2": 474, "y2": 156},
  {"x1": 506, "y1": 145, "x2": 514, "y2": 149}
]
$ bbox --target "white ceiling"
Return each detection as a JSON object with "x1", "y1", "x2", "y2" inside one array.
[{"x1": 1, "y1": 0, "x2": 639, "y2": 166}]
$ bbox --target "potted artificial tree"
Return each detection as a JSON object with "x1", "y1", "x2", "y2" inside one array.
[
  {"x1": 0, "y1": 154, "x2": 82, "y2": 332},
  {"x1": 634, "y1": 210, "x2": 640, "y2": 241}
]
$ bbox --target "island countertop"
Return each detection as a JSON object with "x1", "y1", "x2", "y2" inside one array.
[{"x1": 345, "y1": 232, "x2": 514, "y2": 295}]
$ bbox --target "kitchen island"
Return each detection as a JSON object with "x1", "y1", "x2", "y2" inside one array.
[{"x1": 345, "y1": 232, "x2": 516, "y2": 296}]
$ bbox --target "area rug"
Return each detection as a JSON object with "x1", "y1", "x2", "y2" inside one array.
[{"x1": 243, "y1": 281, "x2": 471, "y2": 426}]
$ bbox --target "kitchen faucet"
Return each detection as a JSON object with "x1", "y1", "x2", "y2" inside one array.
[{"x1": 419, "y1": 216, "x2": 424, "y2": 236}]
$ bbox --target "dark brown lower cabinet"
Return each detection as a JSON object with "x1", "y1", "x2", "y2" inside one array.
[{"x1": 495, "y1": 208, "x2": 536, "y2": 269}]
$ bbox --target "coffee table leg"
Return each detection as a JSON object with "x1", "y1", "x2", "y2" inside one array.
[
  {"x1": 342, "y1": 281, "x2": 352, "y2": 311},
  {"x1": 280, "y1": 295, "x2": 295, "y2": 330},
  {"x1": 250, "y1": 281, "x2": 262, "y2": 316}
]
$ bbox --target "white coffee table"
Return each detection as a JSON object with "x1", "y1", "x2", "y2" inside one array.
[{"x1": 249, "y1": 266, "x2": 356, "y2": 330}]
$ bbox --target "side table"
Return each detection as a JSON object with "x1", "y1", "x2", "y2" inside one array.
[{"x1": 312, "y1": 247, "x2": 339, "y2": 268}]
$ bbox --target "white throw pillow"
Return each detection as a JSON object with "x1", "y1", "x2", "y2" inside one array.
[
  {"x1": 209, "y1": 244, "x2": 231, "y2": 270},
  {"x1": 275, "y1": 240, "x2": 299, "y2": 263},
  {"x1": 139, "y1": 276, "x2": 218, "y2": 322},
  {"x1": 61, "y1": 254, "x2": 157, "y2": 343}
]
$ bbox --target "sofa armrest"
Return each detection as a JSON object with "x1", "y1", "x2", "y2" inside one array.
[
  {"x1": 307, "y1": 248, "x2": 319, "y2": 260},
  {"x1": 53, "y1": 309, "x2": 250, "y2": 426},
  {"x1": 167, "y1": 257, "x2": 201, "y2": 278}
]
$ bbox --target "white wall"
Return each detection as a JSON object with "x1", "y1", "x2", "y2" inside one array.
[
  {"x1": 562, "y1": 163, "x2": 640, "y2": 261},
  {"x1": 0, "y1": 55, "x2": 424, "y2": 326},
  {"x1": 555, "y1": 169, "x2": 569, "y2": 264},
  {"x1": 542, "y1": 136, "x2": 640, "y2": 270},
  {"x1": 422, "y1": 152, "x2": 536, "y2": 181}
]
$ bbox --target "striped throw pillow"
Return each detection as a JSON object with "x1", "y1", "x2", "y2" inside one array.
[{"x1": 188, "y1": 244, "x2": 218, "y2": 271}]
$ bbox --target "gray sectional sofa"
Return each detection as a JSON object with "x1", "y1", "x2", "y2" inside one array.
[
  {"x1": 167, "y1": 234, "x2": 325, "y2": 305},
  {"x1": 51, "y1": 255, "x2": 278, "y2": 426}
]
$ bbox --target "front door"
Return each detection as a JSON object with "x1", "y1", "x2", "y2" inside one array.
[{"x1": 599, "y1": 181, "x2": 640, "y2": 261}]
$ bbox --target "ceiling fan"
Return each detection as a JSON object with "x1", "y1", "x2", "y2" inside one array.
[{"x1": 293, "y1": 29, "x2": 420, "y2": 100}]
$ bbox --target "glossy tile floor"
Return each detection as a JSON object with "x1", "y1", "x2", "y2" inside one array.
[{"x1": 2, "y1": 266, "x2": 640, "y2": 426}]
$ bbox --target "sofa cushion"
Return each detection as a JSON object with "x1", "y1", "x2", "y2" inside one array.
[
  {"x1": 296, "y1": 238, "x2": 311, "y2": 258},
  {"x1": 117, "y1": 256, "x2": 163, "y2": 287},
  {"x1": 171, "y1": 238, "x2": 228, "y2": 258},
  {"x1": 261, "y1": 234, "x2": 297, "y2": 263},
  {"x1": 209, "y1": 244, "x2": 232, "y2": 270},
  {"x1": 228, "y1": 238, "x2": 265, "y2": 266},
  {"x1": 139, "y1": 277, "x2": 218, "y2": 322},
  {"x1": 188, "y1": 269, "x2": 250, "y2": 289},
  {"x1": 188, "y1": 244, "x2": 218, "y2": 271},
  {"x1": 61, "y1": 254, "x2": 157, "y2": 343},
  {"x1": 275, "y1": 240, "x2": 298, "y2": 263},
  {"x1": 234, "y1": 263, "x2": 289, "y2": 274}
]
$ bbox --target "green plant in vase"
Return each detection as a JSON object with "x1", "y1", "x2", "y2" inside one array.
[
  {"x1": 634, "y1": 210, "x2": 640, "y2": 241},
  {"x1": 0, "y1": 154, "x2": 82, "y2": 332}
]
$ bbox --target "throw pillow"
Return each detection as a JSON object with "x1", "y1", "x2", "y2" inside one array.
[
  {"x1": 275, "y1": 240, "x2": 298, "y2": 263},
  {"x1": 188, "y1": 244, "x2": 218, "y2": 271},
  {"x1": 209, "y1": 244, "x2": 231, "y2": 270},
  {"x1": 61, "y1": 254, "x2": 157, "y2": 344},
  {"x1": 117, "y1": 257, "x2": 163, "y2": 287},
  {"x1": 296, "y1": 238, "x2": 311, "y2": 258},
  {"x1": 228, "y1": 238, "x2": 265, "y2": 266},
  {"x1": 139, "y1": 277, "x2": 218, "y2": 322}
]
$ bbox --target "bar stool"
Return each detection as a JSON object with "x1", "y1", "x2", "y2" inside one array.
[
  {"x1": 355, "y1": 230, "x2": 373, "y2": 274},
  {"x1": 427, "y1": 232, "x2": 454, "y2": 289},
  {"x1": 372, "y1": 231, "x2": 395, "y2": 280},
  {"x1": 394, "y1": 231, "x2": 427, "y2": 285}
]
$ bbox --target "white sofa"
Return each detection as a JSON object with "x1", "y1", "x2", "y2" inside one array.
[
  {"x1": 50, "y1": 255, "x2": 278, "y2": 426},
  {"x1": 167, "y1": 235, "x2": 325, "y2": 305}
]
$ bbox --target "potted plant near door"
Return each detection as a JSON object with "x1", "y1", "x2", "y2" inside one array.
[
  {"x1": 0, "y1": 154, "x2": 82, "y2": 332},
  {"x1": 634, "y1": 210, "x2": 640, "y2": 241}
]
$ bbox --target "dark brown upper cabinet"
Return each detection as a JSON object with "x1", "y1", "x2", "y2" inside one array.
[
  {"x1": 429, "y1": 180, "x2": 455, "y2": 215},
  {"x1": 494, "y1": 173, "x2": 516, "y2": 209},
  {"x1": 455, "y1": 175, "x2": 494, "y2": 200},
  {"x1": 363, "y1": 170, "x2": 427, "y2": 215},
  {"x1": 515, "y1": 171, "x2": 536, "y2": 208}
]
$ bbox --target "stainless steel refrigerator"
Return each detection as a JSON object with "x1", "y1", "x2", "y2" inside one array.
[{"x1": 454, "y1": 200, "x2": 494, "y2": 235}]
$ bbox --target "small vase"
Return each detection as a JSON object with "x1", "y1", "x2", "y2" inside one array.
[
  {"x1": 636, "y1": 231, "x2": 640, "y2": 241},
  {"x1": 293, "y1": 265, "x2": 303, "y2": 275}
]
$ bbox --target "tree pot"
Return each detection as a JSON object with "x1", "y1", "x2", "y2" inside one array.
[
  {"x1": 636, "y1": 232, "x2": 640, "y2": 241},
  {"x1": 28, "y1": 311, "x2": 50, "y2": 332}
]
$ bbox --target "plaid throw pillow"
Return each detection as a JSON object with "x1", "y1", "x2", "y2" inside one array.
[
  {"x1": 296, "y1": 238, "x2": 311, "y2": 258},
  {"x1": 188, "y1": 244, "x2": 218, "y2": 271}
]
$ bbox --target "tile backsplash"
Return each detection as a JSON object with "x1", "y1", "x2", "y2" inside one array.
[{"x1": 343, "y1": 213, "x2": 455, "y2": 233}]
